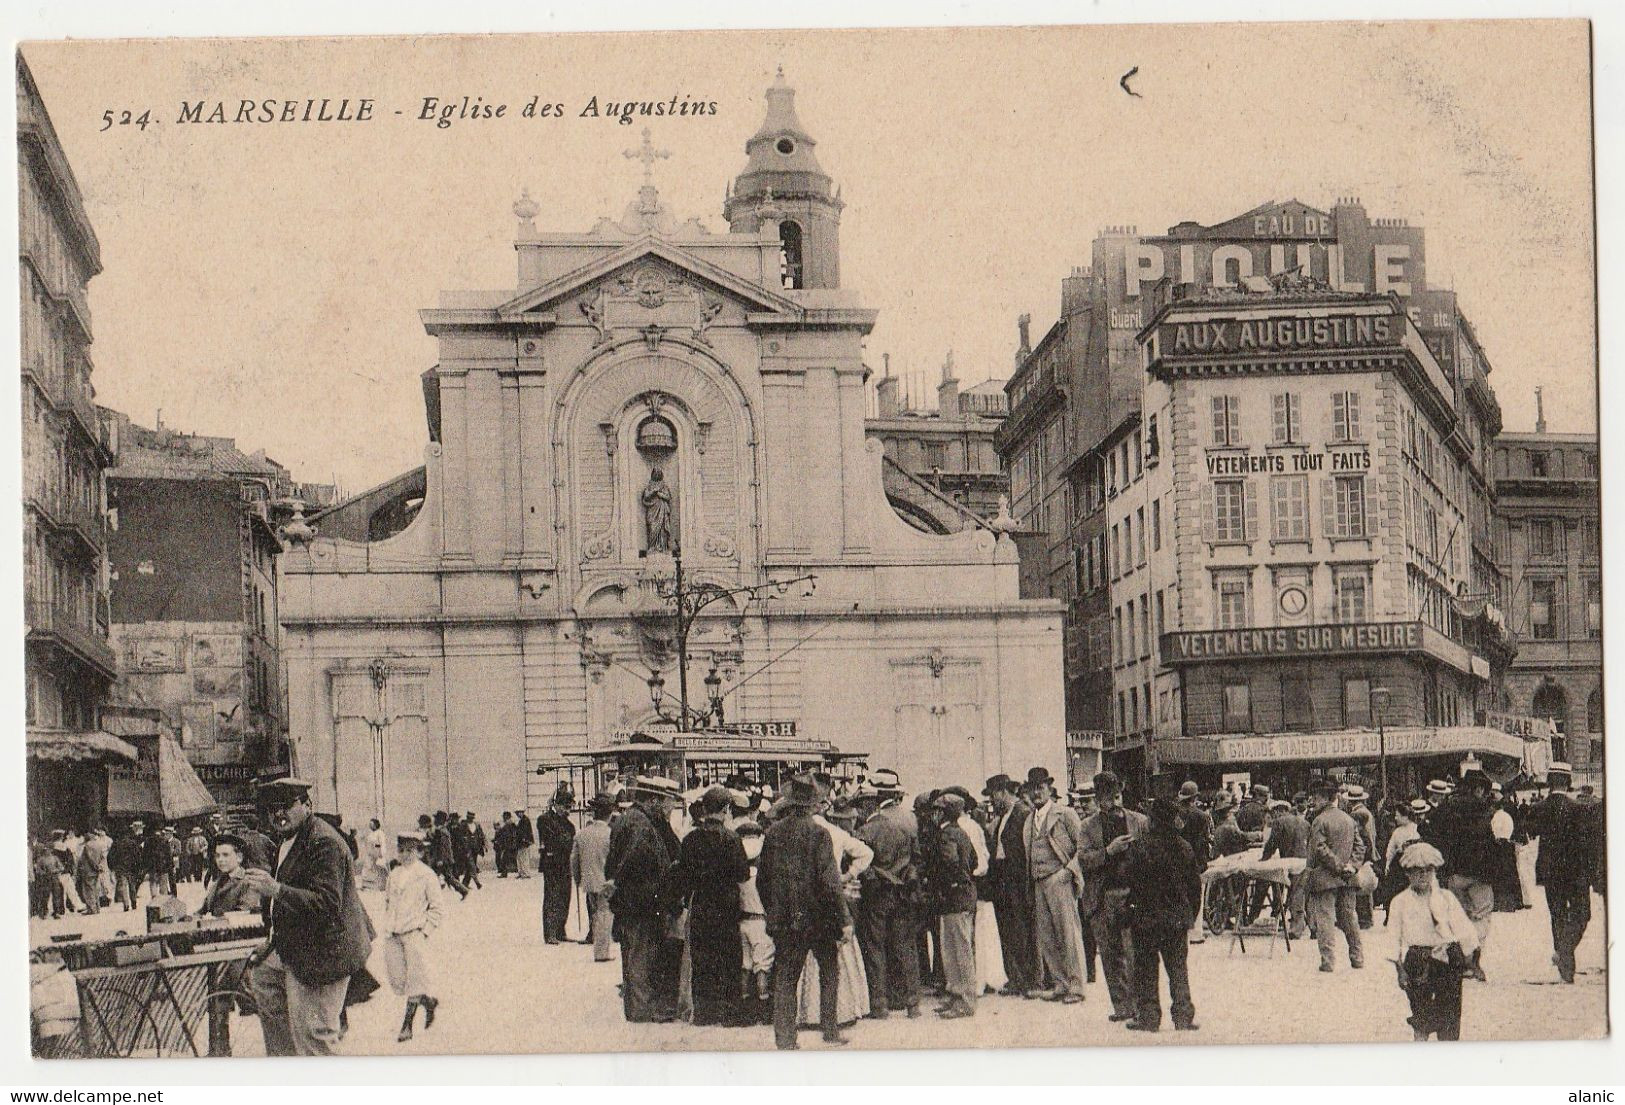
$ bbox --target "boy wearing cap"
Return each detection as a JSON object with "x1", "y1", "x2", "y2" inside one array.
[
  {"x1": 1390, "y1": 842, "x2": 1478, "y2": 1040},
  {"x1": 200, "y1": 835, "x2": 264, "y2": 916},
  {"x1": 383, "y1": 832, "x2": 443, "y2": 1042},
  {"x1": 924, "y1": 792, "x2": 979, "y2": 1019}
]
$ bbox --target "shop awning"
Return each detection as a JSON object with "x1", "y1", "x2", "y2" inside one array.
[
  {"x1": 1160, "y1": 726, "x2": 1526, "y2": 766},
  {"x1": 106, "y1": 733, "x2": 219, "y2": 820},
  {"x1": 26, "y1": 728, "x2": 138, "y2": 763}
]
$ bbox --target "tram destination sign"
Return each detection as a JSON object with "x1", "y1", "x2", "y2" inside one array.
[{"x1": 1161, "y1": 621, "x2": 1425, "y2": 664}]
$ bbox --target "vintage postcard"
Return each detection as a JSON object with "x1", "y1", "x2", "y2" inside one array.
[{"x1": 18, "y1": 20, "x2": 1604, "y2": 1061}]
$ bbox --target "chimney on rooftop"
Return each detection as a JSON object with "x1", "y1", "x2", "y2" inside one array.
[
  {"x1": 937, "y1": 351, "x2": 959, "y2": 416},
  {"x1": 1535, "y1": 386, "x2": 1547, "y2": 434},
  {"x1": 876, "y1": 353, "x2": 899, "y2": 417}
]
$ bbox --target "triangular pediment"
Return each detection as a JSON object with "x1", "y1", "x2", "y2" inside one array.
[
  {"x1": 1205, "y1": 199, "x2": 1333, "y2": 240},
  {"x1": 498, "y1": 237, "x2": 803, "y2": 321}
]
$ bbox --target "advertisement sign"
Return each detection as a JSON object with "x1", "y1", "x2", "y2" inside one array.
[
  {"x1": 1157, "y1": 312, "x2": 1400, "y2": 357},
  {"x1": 1162, "y1": 621, "x2": 1424, "y2": 663},
  {"x1": 107, "y1": 737, "x2": 161, "y2": 813},
  {"x1": 1482, "y1": 712, "x2": 1558, "y2": 740},
  {"x1": 192, "y1": 634, "x2": 243, "y2": 668},
  {"x1": 1162, "y1": 726, "x2": 1524, "y2": 765},
  {"x1": 125, "y1": 636, "x2": 186, "y2": 673}
]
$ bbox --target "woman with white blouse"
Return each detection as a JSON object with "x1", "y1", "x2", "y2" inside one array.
[{"x1": 797, "y1": 803, "x2": 874, "y2": 1026}]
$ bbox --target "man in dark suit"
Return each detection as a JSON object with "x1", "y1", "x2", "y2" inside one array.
[
  {"x1": 1175, "y1": 782, "x2": 1213, "y2": 871},
  {"x1": 241, "y1": 778, "x2": 374, "y2": 1056},
  {"x1": 513, "y1": 806, "x2": 536, "y2": 879},
  {"x1": 1079, "y1": 771, "x2": 1149, "y2": 1020},
  {"x1": 758, "y1": 775, "x2": 851, "y2": 1050},
  {"x1": 536, "y1": 786, "x2": 577, "y2": 944},
  {"x1": 982, "y1": 773, "x2": 1037, "y2": 996},
  {"x1": 604, "y1": 776, "x2": 683, "y2": 1023},
  {"x1": 1124, "y1": 797, "x2": 1202, "y2": 1032},
  {"x1": 1532, "y1": 789, "x2": 1599, "y2": 983}
]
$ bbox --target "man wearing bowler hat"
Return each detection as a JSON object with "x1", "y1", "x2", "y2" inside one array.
[
  {"x1": 983, "y1": 773, "x2": 1037, "y2": 995},
  {"x1": 1022, "y1": 766, "x2": 1088, "y2": 1004},
  {"x1": 241, "y1": 777, "x2": 374, "y2": 1055},
  {"x1": 1079, "y1": 770, "x2": 1149, "y2": 1020}
]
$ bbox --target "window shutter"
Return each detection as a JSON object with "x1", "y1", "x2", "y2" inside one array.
[
  {"x1": 1211, "y1": 397, "x2": 1226, "y2": 445},
  {"x1": 1227, "y1": 399, "x2": 1241, "y2": 445},
  {"x1": 1362, "y1": 477, "x2": 1374, "y2": 537},
  {"x1": 1321, "y1": 476, "x2": 1336, "y2": 540},
  {"x1": 1201, "y1": 483, "x2": 1216, "y2": 543},
  {"x1": 1244, "y1": 479, "x2": 1259, "y2": 542},
  {"x1": 1348, "y1": 391, "x2": 1362, "y2": 440},
  {"x1": 1272, "y1": 394, "x2": 1287, "y2": 444},
  {"x1": 1289, "y1": 392, "x2": 1301, "y2": 442}
]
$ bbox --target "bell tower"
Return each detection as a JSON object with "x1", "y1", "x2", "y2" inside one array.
[{"x1": 724, "y1": 67, "x2": 844, "y2": 290}]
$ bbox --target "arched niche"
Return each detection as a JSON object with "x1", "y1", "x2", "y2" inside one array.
[{"x1": 556, "y1": 345, "x2": 756, "y2": 574}]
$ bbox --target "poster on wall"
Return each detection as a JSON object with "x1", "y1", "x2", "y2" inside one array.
[
  {"x1": 125, "y1": 636, "x2": 186, "y2": 673},
  {"x1": 192, "y1": 634, "x2": 242, "y2": 669},
  {"x1": 180, "y1": 702, "x2": 217, "y2": 750},
  {"x1": 193, "y1": 667, "x2": 242, "y2": 697}
]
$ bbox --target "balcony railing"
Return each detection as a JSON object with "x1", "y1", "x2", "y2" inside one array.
[
  {"x1": 25, "y1": 599, "x2": 118, "y2": 679},
  {"x1": 55, "y1": 386, "x2": 107, "y2": 453}
]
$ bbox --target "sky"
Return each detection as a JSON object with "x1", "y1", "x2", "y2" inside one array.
[{"x1": 22, "y1": 21, "x2": 1596, "y2": 495}]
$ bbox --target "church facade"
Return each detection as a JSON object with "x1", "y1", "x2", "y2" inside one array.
[{"x1": 280, "y1": 73, "x2": 1063, "y2": 828}]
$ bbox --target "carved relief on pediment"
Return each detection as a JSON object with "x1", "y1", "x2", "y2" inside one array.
[{"x1": 575, "y1": 263, "x2": 731, "y2": 348}]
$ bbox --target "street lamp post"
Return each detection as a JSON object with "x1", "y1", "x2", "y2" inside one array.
[
  {"x1": 644, "y1": 543, "x2": 816, "y2": 732},
  {"x1": 1370, "y1": 685, "x2": 1392, "y2": 809}
]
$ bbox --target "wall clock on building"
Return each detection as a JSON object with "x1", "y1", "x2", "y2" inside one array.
[{"x1": 1278, "y1": 585, "x2": 1308, "y2": 617}]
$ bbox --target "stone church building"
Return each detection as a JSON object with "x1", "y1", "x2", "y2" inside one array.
[{"x1": 281, "y1": 72, "x2": 1063, "y2": 827}]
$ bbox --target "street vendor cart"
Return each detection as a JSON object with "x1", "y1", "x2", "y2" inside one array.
[{"x1": 31, "y1": 914, "x2": 266, "y2": 1058}]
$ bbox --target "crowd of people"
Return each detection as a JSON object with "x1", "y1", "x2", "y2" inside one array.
[
  {"x1": 575, "y1": 765, "x2": 1606, "y2": 1049},
  {"x1": 28, "y1": 764, "x2": 1604, "y2": 1055},
  {"x1": 580, "y1": 766, "x2": 1210, "y2": 1047},
  {"x1": 28, "y1": 817, "x2": 278, "y2": 919}
]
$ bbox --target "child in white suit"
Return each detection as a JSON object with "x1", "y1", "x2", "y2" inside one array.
[{"x1": 384, "y1": 832, "x2": 444, "y2": 1042}]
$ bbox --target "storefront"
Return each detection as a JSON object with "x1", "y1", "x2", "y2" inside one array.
[{"x1": 1160, "y1": 724, "x2": 1528, "y2": 803}]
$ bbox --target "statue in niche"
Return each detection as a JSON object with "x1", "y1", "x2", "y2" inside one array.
[{"x1": 641, "y1": 467, "x2": 675, "y2": 554}]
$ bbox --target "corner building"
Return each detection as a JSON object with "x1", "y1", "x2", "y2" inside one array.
[
  {"x1": 279, "y1": 74, "x2": 1062, "y2": 830},
  {"x1": 1493, "y1": 427, "x2": 1602, "y2": 788},
  {"x1": 1134, "y1": 280, "x2": 1518, "y2": 797}
]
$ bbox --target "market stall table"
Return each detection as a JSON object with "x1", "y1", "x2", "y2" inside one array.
[
  {"x1": 1201, "y1": 849, "x2": 1307, "y2": 956},
  {"x1": 34, "y1": 916, "x2": 265, "y2": 1058}
]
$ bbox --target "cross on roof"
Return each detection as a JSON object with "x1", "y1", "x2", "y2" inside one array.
[{"x1": 624, "y1": 127, "x2": 671, "y2": 187}]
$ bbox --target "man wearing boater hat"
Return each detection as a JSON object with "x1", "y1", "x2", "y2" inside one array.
[
  {"x1": 851, "y1": 768, "x2": 921, "y2": 1019},
  {"x1": 240, "y1": 777, "x2": 373, "y2": 1055},
  {"x1": 603, "y1": 775, "x2": 684, "y2": 1023}
]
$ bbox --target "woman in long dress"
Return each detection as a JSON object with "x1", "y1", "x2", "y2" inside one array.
[{"x1": 797, "y1": 802, "x2": 873, "y2": 1026}]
